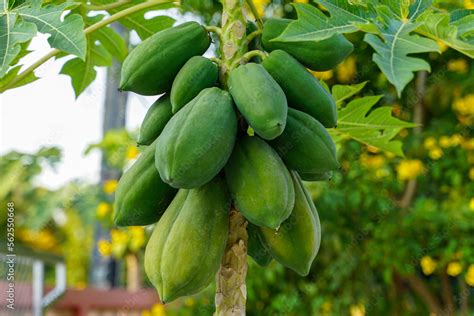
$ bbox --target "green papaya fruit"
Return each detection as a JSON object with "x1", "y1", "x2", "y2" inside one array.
[
  {"x1": 263, "y1": 49, "x2": 337, "y2": 128},
  {"x1": 262, "y1": 18, "x2": 354, "y2": 71},
  {"x1": 114, "y1": 140, "x2": 177, "y2": 226},
  {"x1": 137, "y1": 95, "x2": 173, "y2": 146},
  {"x1": 120, "y1": 22, "x2": 211, "y2": 95},
  {"x1": 260, "y1": 171, "x2": 321, "y2": 276},
  {"x1": 225, "y1": 136, "x2": 294, "y2": 229},
  {"x1": 170, "y1": 56, "x2": 218, "y2": 113},
  {"x1": 155, "y1": 87, "x2": 237, "y2": 189},
  {"x1": 144, "y1": 178, "x2": 230, "y2": 303},
  {"x1": 247, "y1": 223, "x2": 272, "y2": 266},
  {"x1": 228, "y1": 63, "x2": 287, "y2": 140},
  {"x1": 299, "y1": 171, "x2": 333, "y2": 182},
  {"x1": 270, "y1": 108, "x2": 339, "y2": 174}
]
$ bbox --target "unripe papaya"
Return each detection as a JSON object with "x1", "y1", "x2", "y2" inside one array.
[
  {"x1": 137, "y1": 95, "x2": 173, "y2": 146},
  {"x1": 260, "y1": 171, "x2": 321, "y2": 276},
  {"x1": 263, "y1": 49, "x2": 337, "y2": 128},
  {"x1": 299, "y1": 171, "x2": 333, "y2": 182},
  {"x1": 120, "y1": 22, "x2": 211, "y2": 95},
  {"x1": 170, "y1": 56, "x2": 218, "y2": 113},
  {"x1": 144, "y1": 178, "x2": 230, "y2": 303},
  {"x1": 247, "y1": 223, "x2": 272, "y2": 266},
  {"x1": 114, "y1": 140, "x2": 177, "y2": 226},
  {"x1": 155, "y1": 87, "x2": 237, "y2": 189},
  {"x1": 262, "y1": 18, "x2": 353, "y2": 71},
  {"x1": 225, "y1": 136, "x2": 294, "y2": 229},
  {"x1": 270, "y1": 108, "x2": 339, "y2": 174},
  {"x1": 228, "y1": 63, "x2": 287, "y2": 140}
]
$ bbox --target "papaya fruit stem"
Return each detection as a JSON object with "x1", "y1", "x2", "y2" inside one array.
[
  {"x1": 205, "y1": 25, "x2": 223, "y2": 37},
  {"x1": 230, "y1": 49, "x2": 267, "y2": 69},
  {"x1": 246, "y1": 29, "x2": 262, "y2": 42}
]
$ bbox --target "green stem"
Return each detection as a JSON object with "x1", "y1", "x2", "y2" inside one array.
[
  {"x1": 3, "y1": 0, "x2": 176, "y2": 91},
  {"x1": 205, "y1": 25, "x2": 223, "y2": 37},
  {"x1": 245, "y1": 0, "x2": 263, "y2": 29},
  {"x1": 246, "y1": 29, "x2": 261, "y2": 42},
  {"x1": 230, "y1": 49, "x2": 267, "y2": 69},
  {"x1": 85, "y1": 0, "x2": 131, "y2": 11}
]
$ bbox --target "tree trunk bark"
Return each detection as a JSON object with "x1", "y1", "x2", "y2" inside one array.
[
  {"x1": 404, "y1": 274, "x2": 443, "y2": 315},
  {"x1": 215, "y1": 1, "x2": 249, "y2": 314},
  {"x1": 90, "y1": 23, "x2": 129, "y2": 288}
]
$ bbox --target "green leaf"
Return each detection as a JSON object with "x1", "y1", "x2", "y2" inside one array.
[
  {"x1": 117, "y1": 9, "x2": 175, "y2": 40},
  {"x1": 275, "y1": 1, "x2": 374, "y2": 42},
  {"x1": 416, "y1": 9, "x2": 474, "y2": 58},
  {"x1": 331, "y1": 95, "x2": 416, "y2": 156},
  {"x1": 0, "y1": 64, "x2": 38, "y2": 91},
  {"x1": 0, "y1": 13, "x2": 36, "y2": 77},
  {"x1": 332, "y1": 81, "x2": 368, "y2": 107},
  {"x1": 364, "y1": 4, "x2": 439, "y2": 96},
  {"x1": 18, "y1": 2, "x2": 86, "y2": 59},
  {"x1": 91, "y1": 26, "x2": 127, "y2": 61},
  {"x1": 60, "y1": 40, "x2": 112, "y2": 97}
]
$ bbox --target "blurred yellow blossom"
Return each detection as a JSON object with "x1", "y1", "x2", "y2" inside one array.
[
  {"x1": 126, "y1": 145, "x2": 140, "y2": 160},
  {"x1": 447, "y1": 262, "x2": 463, "y2": 276},
  {"x1": 470, "y1": 198, "x2": 474, "y2": 211},
  {"x1": 312, "y1": 70, "x2": 333, "y2": 80},
  {"x1": 424, "y1": 137, "x2": 436, "y2": 150},
  {"x1": 322, "y1": 301, "x2": 332, "y2": 313},
  {"x1": 396, "y1": 159, "x2": 424, "y2": 181},
  {"x1": 450, "y1": 134, "x2": 463, "y2": 146},
  {"x1": 337, "y1": 56, "x2": 357, "y2": 83},
  {"x1": 439, "y1": 136, "x2": 452, "y2": 148},
  {"x1": 96, "y1": 202, "x2": 111, "y2": 218},
  {"x1": 447, "y1": 59, "x2": 468, "y2": 73},
  {"x1": 469, "y1": 168, "x2": 474, "y2": 180},
  {"x1": 111, "y1": 229, "x2": 129, "y2": 245},
  {"x1": 465, "y1": 0, "x2": 474, "y2": 9},
  {"x1": 151, "y1": 303, "x2": 166, "y2": 316},
  {"x1": 463, "y1": 139, "x2": 474, "y2": 151},
  {"x1": 360, "y1": 154, "x2": 385, "y2": 169},
  {"x1": 18, "y1": 229, "x2": 57, "y2": 250},
  {"x1": 453, "y1": 95, "x2": 474, "y2": 116},
  {"x1": 466, "y1": 264, "x2": 474, "y2": 286},
  {"x1": 141, "y1": 311, "x2": 152, "y2": 316},
  {"x1": 437, "y1": 40, "x2": 449, "y2": 53},
  {"x1": 375, "y1": 169, "x2": 390, "y2": 178},
  {"x1": 420, "y1": 256, "x2": 437, "y2": 275},
  {"x1": 428, "y1": 147, "x2": 443, "y2": 160},
  {"x1": 129, "y1": 226, "x2": 146, "y2": 251},
  {"x1": 252, "y1": 0, "x2": 270, "y2": 16},
  {"x1": 98, "y1": 239, "x2": 112, "y2": 257},
  {"x1": 350, "y1": 304, "x2": 366, "y2": 316},
  {"x1": 294, "y1": 0, "x2": 309, "y2": 2},
  {"x1": 103, "y1": 179, "x2": 118, "y2": 194}
]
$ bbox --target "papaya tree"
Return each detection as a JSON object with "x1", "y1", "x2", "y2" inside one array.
[{"x1": 1, "y1": 0, "x2": 473, "y2": 314}]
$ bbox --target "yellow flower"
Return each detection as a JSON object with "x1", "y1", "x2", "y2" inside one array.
[
  {"x1": 103, "y1": 179, "x2": 118, "y2": 194},
  {"x1": 428, "y1": 147, "x2": 443, "y2": 160},
  {"x1": 375, "y1": 169, "x2": 389, "y2": 179},
  {"x1": 466, "y1": 264, "x2": 474, "y2": 286},
  {"x1": 322, "y1": 302, "x2": 332, "y2": 313},
  {"x1": 141, "y1": 311, "x2": 152, "y2": 316},
  {"x1": 439, "y1": 136, "x2": 452, "y2": 148},
  {"x1": 450, "y1": 134, "x2": 463, "y2": 146},
  {"x1": 423, "y1": 137, "x2": 436, "y2": 150},
  {"x1": 396, "y1": 159, "x2": 424, "y2": 181},
  {"x1": 312, "y1": 70, "x2": 333, "y2": 80},
  {"x1": 360, "y1": 154, "x2": 385, "y2": 169},
  {"x1": 447, "y1": 262, "x2": 463, "y2": 277},
  {"x1": 126, "y1": 145, "x2": 140, "y2": 160},
  {"x1": 98, "y1": 239, "x2": 112, "y2": 257},
  {"x1": 252, "y1": 0, "x2": 270, "y2": 16},
  {"x1": 469, "y1": 168, "x2": 474, "y2": 180},
  {"x1": 463, "y1": 139, "x2": 474, "y2": 151},
  {"x1": 447, "y1": 59, "x2": 468, "y2": 73},
  {"x1": 420, "y1": 256, "x2": 437, "y2": 275},
  {"x1": 151, "y1": 303, "x2": 166, "y2": 316},
  {"x1": 453, "y1": 95, "x2": 474, "y2": 116},
  {"x1": 111, "y1": 229, "x2": 129, "y2": 245},
  {"x1": 129, "y1": 227, "x2": 146, "y2": 250},
  {"x1": 437, "y1": 40, "x2": 449, "y2": 53},
  {"x1": 470, "y1": 198, "x2": 474, "y2": 211},
  {"x1": 337, "y1": 56, "x2": 357, "y2": 83},
  {"x1": 350, "y1": 304, "x2": 366, "y2": 316},
  {"x1": 465, "y1": 0, "x2": 474, "y2": 9},
  {"x1": 293, "y1": 0, "x2": 309, "y2": 2},
  {"x1": 96, "y1": 202, "x2": 111, "y2": 218}
]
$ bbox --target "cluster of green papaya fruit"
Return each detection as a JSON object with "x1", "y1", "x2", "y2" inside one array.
[{"x1": 114, "y1": 17, "x2": 352, "y2": 303}]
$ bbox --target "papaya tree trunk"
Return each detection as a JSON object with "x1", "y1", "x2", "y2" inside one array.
[{"x1": 215, "y1": 0, "x2": 249, "y2": 315}]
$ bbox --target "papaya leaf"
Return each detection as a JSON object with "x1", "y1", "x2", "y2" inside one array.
[
  {"x1": 60, "y1": 40, "x2": 112, "y2": 98},
  {"x1": 364, "y1": 4, "x2": 439, "y2": 97},
  {"x1": 91, "y1": 26, "x2": 127, "y2": 61},
  {"x1": 275, "y1": 1, "x2": 375, "y2": 42},
  {"x1": 0, "y1": 13, "x2": 36, "y2": 77},
  {"x1": 18, "y1": 2, "x2": 86, "y2": 59},
  {"x1": 0, "y1": 64, "x2": 38, "y2": 92},
  {"x1": 332, "y1": 81, "x2": 368, "y2": 107},
  {"x1": 415, "y1": 9, "x2": 474, "y2": 58},
  {"x1": 331, "y1": 95, "x2": 416, "y2": 157}
]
